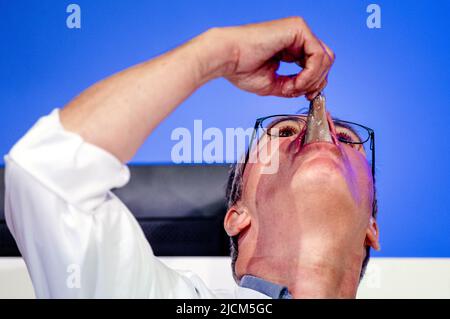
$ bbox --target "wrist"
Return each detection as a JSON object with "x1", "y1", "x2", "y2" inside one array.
[{"x1": 191, "y1": 27, "x2": 239, "y2": 83}]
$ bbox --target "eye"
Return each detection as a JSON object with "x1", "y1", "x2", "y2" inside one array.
[
  {"x1": 266, "y1": 120, "x2": 302, "y2": 137},
  {"x1": 337, "y1": 132, "x2": 358, "y2": 147},
  {"x1": 277, "y1": 125, "x2": 299, "y2": 137}
]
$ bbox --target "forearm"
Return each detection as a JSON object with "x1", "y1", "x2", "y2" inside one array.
[
  {"x1": 60, "y1": 29, "x2": 231, "y2": 163},
  {"x1": 59, "y1": 18, "x2": 335, "y2": 163}
]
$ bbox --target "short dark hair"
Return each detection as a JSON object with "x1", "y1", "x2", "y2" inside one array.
[{"x1": 225, "y1": 159, "x2": 378, "y2": 283}]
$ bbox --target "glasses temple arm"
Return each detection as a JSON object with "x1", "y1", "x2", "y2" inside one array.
[{"x1": 242, "y1": 121, "x2": 261, "y2": 174}]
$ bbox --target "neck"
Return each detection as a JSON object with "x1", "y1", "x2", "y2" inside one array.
[
  {"x1": 288, "y1": 258, "x2": 362, "y2": 298},
  {"x1": 240, "y1": 243, "x2": 363, "y2": 298}
]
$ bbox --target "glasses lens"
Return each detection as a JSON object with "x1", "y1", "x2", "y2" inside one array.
[
  {"x1": 260, "y1": 116, "x2": 370, "y2": 145},
  {"x1": 260, "y1": 115, "x2": 307, "y2": 138},
  {"x1": 248, "y1": 115, "x2": 373, "y2": 167},
  {"x1": 333, "y1": 121, "x2": 370, "y2": 145}
]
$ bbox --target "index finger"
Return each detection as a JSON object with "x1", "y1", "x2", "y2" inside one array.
[{"x1": 288, "y1": 22, "x2": 333, "y2": 94}]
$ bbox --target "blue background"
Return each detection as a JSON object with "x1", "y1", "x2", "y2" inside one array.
[{"x1": 1, "y1": 0, "x2": 449, "y2": 257}]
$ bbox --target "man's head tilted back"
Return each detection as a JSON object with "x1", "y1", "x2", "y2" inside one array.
[{"x1": 224, "y1": 99, "x2": 379, "y2": 298}]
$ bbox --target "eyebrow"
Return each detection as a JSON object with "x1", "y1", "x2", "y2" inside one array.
[{"x1": 266, "y1": 116, "x2": 303, "y2": 128}]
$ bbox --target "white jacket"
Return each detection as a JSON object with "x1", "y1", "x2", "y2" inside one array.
[{"x1": 4, "y1": 109, "x2": 268, "y2": 299}]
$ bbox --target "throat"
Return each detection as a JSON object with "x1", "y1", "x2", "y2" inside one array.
[
  {"x1": 241, "y1": 246, "x2": 364, "y2": 299},
  {"x1": 287, "y1": 261, "x2": 362, "y2": 298}
]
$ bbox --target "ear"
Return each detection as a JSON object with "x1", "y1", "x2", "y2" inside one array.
[
  {"x1": 365, "y1": 216, "x2": 381, "y2": 251},
  {"x1": 224, "y1": 207, "x2": 251, "y2": 237}
]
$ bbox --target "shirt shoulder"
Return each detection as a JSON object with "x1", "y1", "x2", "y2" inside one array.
[{"x1": 5, "y1": 108, "x2": 130, "y2": 212}]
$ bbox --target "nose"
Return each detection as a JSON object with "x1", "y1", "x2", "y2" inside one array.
[{"x1": 303, "y1": 94, "x2": 335, "y2": 145}]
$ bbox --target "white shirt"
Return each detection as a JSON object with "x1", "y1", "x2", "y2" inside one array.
[{"x1": 4, "y1": 109, "x2": 269, "y2": 299}]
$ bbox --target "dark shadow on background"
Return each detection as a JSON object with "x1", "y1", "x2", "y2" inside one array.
[{"x1": 0, "y1": 165, "x2": 231, "y2": 257}]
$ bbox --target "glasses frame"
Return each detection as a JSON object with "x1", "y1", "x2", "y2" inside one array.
[
  {"x1": 238, "y1": 114, "x2": 377, "y2": 217},
  {"x1": 242, "y1": 114, "x2": 375, "y2": 180}
]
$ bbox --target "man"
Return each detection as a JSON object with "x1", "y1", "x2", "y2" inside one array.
[{"x1": 4, "y1": 17, "x2": 380, "y2": 298}]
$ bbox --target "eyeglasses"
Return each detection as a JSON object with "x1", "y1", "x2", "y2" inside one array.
[
  {"x1": 241, "y1": 114, "x2": 375, "y2": 180},
  {"x1": 230, "y1": 113, "x2": 376, "y2": 217},
  {"x1": 228, "y1": 114, "x2": 375, "y2": 213}
]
